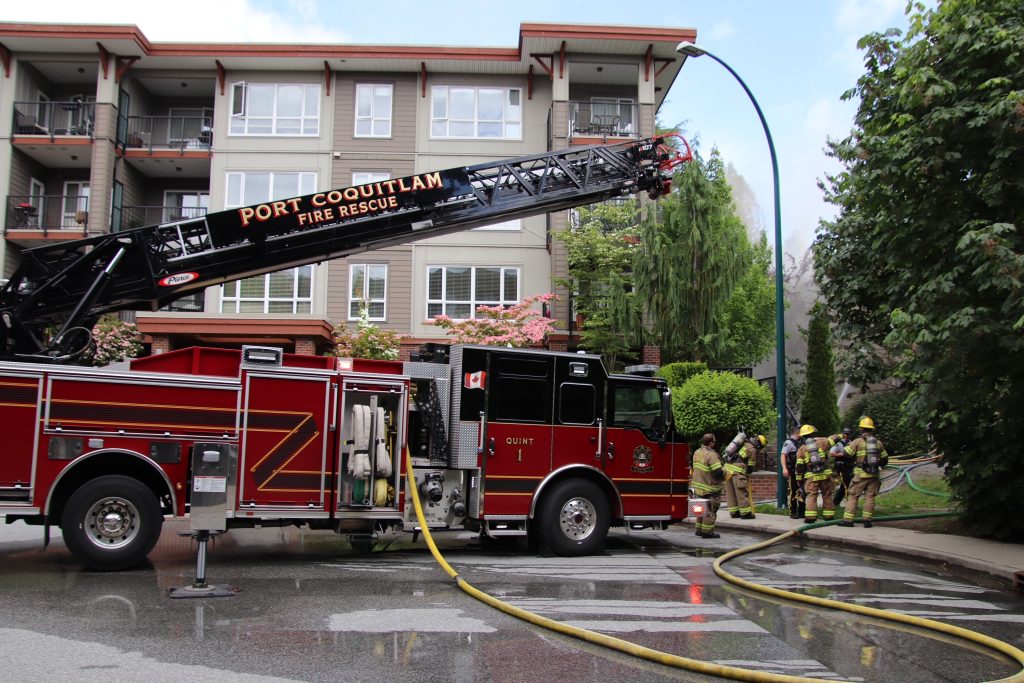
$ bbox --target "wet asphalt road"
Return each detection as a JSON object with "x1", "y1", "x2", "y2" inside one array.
[{"x1": 0, "y1": 519, "x2": 1021, "y2": 682}]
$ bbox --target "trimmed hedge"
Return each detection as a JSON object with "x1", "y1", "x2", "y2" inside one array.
[
  {"x1": 672, "y1": 370, "x2": 774, "y2": 441},
  {"x1": 840, "y1": 389, "x2": 930, "y2": 456},
  {"x1": 656, "y1": 361, "x2": 708, "y2": 388}
]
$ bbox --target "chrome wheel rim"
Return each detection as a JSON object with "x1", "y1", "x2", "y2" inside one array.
[
  {"x1": 84, "y1": 496, "x2": 140, "y2": 550},
  {"x1": 558, "y1": 497, "x2": 597, "y2": 541}
]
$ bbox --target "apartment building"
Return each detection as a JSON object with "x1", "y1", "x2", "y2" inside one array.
[{"x1": 0, "y1": 21, "x2": 695, "y2": 358}]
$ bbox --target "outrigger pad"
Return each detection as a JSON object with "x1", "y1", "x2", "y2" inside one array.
[{"x1": 168, "y1": 584, "x2": 240, "y2": 599}]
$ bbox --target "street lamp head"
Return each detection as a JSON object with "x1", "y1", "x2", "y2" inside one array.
[{"x1": 676, "y1": 41, "x2": 706, "y2": 58}]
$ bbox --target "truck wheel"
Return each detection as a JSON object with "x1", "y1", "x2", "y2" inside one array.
[
  {"x1": 60, "y1": 475, "x2": 163, "y2": 571},
  {"x1": 537, "y1": 479, "x2": 609, "y2": 557}
]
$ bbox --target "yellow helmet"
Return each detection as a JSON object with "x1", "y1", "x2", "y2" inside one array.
[
  {"x1": 757, "y1": 435, "x2": 767, "y2": 447},
  {"x1": 859, "y1": 416, "x2": 875, "y2": 430},
  {"x1": 799, "y1": 424, "x2": 817, "y2": 437}
]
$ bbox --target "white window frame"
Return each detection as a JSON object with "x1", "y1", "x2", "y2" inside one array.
[
  {"x1": 591, "y1": 96, "x2": 635, "y2": 133},
  {"x1": 229, "y1": 82, "x2": 320, "y2": 136},
  {"x1": 163, "y1": 190, "x2": 209, "y2": 223},
  {"x1": 354, "y1": 84, "x2": 393, "y2": 138},
  {"x1": 27, "y1": 178, "x2": 44, "y2": 228},
  {"x1": 349, "y1": 264, "x2": 388, "y2": 321},
  {"x1": 62, "y1": 181, "x2": 89, "y2": 228},
  {"x1": 472, "y1": 218, "x2": 521, "y2": 231},
  {"x1": 221, "y1": 171, "x2": 318, "y2": 314},
  {"x1": 426, "y1": 265, "x2": 520, "y2": 320},
  {"x1": 221, "y1": 266, "x2": 314, "y2": 315},
  {"x1": 430, "y1": 86, "x2": 522, "y2": 140},
  {"x1": 352, "y1": 171, "x2": 391, "y2": 187}
]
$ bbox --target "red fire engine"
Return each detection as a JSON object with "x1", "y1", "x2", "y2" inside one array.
[{"x1": 0, "y1": 136, "x2": 692, "y2": 571}]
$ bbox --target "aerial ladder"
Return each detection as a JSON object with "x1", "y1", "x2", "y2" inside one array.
[{"x1": 0, "y1": 135, "x2": 691, "y2": 361}]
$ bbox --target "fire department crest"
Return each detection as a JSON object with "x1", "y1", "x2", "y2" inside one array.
[{"x1": 630, "y1": 445, "x2": 654, "y2": 473}]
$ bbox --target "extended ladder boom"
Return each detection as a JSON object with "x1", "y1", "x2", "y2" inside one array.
[{"x1": 0, "y1": 135, "x2": 690, "y2": 360}]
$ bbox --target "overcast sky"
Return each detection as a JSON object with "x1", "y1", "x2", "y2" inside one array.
[{"x1": 5, "y1": 0, "x2": 911, "y2": 256}]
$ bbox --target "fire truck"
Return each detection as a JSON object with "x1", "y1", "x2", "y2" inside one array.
[{"x1": 0, "y1": 136, "x2": 692, "y2": 571}]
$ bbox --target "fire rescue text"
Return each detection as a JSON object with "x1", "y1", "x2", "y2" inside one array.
[{"x1": 237, "y1": 172, "x2": 445, "y2": 228}]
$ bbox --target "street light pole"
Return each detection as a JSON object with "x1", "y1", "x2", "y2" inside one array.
[{"x1": 676, "y1": 42, "x2": 788, "y2": 508}]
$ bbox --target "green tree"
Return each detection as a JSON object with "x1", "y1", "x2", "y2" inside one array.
[
  {"x1": 800, "y1": 303, "x2": 839, "y2": 435},
  {"x1": 710, "y1": 232, "x2": 776, "y2": 366},
  {"x1": 555, "y1": 203, "x2": 640, "y2": 368},
  {"x1": 618, "y1": 149, "x2": 750, "y2": 362},
  {"x1": 814, "y1": 0, "x2": 1024, "y2": 538}
]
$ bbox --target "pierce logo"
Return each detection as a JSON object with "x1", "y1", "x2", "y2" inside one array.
[{"x1": 159, "y1": 272, "x2": 199, "y2": 287}]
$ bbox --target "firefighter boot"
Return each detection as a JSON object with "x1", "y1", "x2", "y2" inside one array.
[{"x1": 837, "y1": 520, "x2": 854, "y2": 527}]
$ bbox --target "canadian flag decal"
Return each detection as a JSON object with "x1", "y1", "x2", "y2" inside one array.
[{"x1": 464, "y1": 370, "x2": 486, "y2": 390}]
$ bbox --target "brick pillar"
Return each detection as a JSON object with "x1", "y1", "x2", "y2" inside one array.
[
  {"x1": 150, "y1": 335, "x2": 170, "y2": 355},
  {"x1": 294, "y1": 338, "x2": 316, "y2": 356},
  {"x1": 642, "y1": 345, "x2": 661, "y2": 365},
  {"x1": 548, "y1": 339, "x2": 568, "y2": 352}
]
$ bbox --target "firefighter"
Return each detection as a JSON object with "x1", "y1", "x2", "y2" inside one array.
[
  {"x1": 691, "y1": 433, "x2": 724, "y2": 539},
  {"x1": 724, "y1": 433, "x2": 763, "y2": 519},
  {"x1": 781, "y1": 427, "x2": 803, "y2": 519},
  {"x1": 794, "y1": 424, "x2": 836, "y2": 524},
  {"x1": 831, "y1": 426, "x2": 855, "y2": 507},
  {"x1": 838, "y1": 416, "x2": 890, "y2": 528}
]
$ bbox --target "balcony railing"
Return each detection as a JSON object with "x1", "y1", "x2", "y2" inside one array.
[
  {"x1": 162, "y1": 292, "x2": 205, "y2": 313},
  {"x1": 118, "y1": 205, "x2": 208, "y2": 231},
  {"x1": 4, "y1": 195, "x2": 89, "y2": 236},
  {"x1": 13, "y1": 100, "x2": 96, "y2": 138},
  {"x1": 121, "y1": 115, "x2": 213, "y2": 152},
  {"x1": 568, "y1": 101, "x2": 639, "y2": 140}
]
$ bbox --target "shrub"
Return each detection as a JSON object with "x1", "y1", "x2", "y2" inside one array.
[
  {"x1": 332, "y1": 306, "x2": 405, "y2": 360},
  {"x1": 672, "y1": 370, "x2": 774, "y2": 442},
  {"x1": 430, "y1": 293, "x2": 557, "y2": 347},
  {"x1": 656, "y1": 361, "x2": 708, "y2": 388},
  {"x1": 841, "y1": 389, "x2": 930, "y2": 456},
  {"x1": 85, "y1": 315, "x2": 143, "y2": 366}
]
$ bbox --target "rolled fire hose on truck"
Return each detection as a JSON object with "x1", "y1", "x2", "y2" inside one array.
[
  {"x1": 348, "y1": 405, "x2": 392, "y2": 505},
  {"x1": 404, "y1": 449, "x2": 1024, "y2": 683}
]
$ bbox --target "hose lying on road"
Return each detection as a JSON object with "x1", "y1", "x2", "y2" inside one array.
[{"x1": 405, "y1": 449, "x2": 1024, "y2": 683}]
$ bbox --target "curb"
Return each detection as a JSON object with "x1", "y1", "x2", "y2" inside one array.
[{"x1": 678, "y1": 517, "x2": 1023, "y2": 587}]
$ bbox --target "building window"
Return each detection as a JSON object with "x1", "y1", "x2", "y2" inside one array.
[
  {"x1": 221, "y1": 266, "x2": 313, "y2": 314},
  {"x1": 592, "y1": 97, "x2": 635, "y2": 134},
  {"x1": 426, "y1": 266, "x2": 519, "y2": 320},
  {"x1": 229, "y1": 82, "x2": 320, "y2": 136},
  {"x1": 430, "y1": 86, "x2": 521, "y2": 139},
  {"x1": 349, "y1": 264, "x2": 387, "y2": 320},
  {"x1": 221, "y1": 171, "x2": 317, "y2": 314},
  {"x1": 354, "y1": 84, "x2": 393, "y2": 137},
  {"x1": 472, "y1": 218, "x2": 521, "y2": 231},
  {"x1": 352, "y1": 171, "x2": 391, "y2": 187}
]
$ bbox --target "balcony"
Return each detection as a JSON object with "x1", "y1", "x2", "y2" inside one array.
[
  {"x1": 567, "y1": 101, "x2": 639, "y2": 142},
  {"x1": 4, "y1": 194, "x2": 89, "y2": 247},
  {"x1": 121, "y1": 115, "x2": 213, "y2": 153},
  {"x1": 13, "y1": 100, "x2": 95, "y2": 139},
  {"x1": 118, "y1": 205, "x2": 208, "y2": 232},
  {"x1": 119, "y1": 114, "x2": 214, "y2": 179}
]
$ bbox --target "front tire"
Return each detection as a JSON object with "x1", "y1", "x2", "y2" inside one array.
[
  {"x1": 61, "y1": 475, "x2": 163, "y2": 571},
  {"x1": 537, "y1": 479, "x2": 610, "y2": 556}
]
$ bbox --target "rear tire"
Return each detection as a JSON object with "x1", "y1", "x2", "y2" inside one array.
[
  {"x1": 537, "y1": 479, "x2": 610, "y2": 556},
  {"x1": 61, "y1": 475, "x2": 163, "y2": 571}
]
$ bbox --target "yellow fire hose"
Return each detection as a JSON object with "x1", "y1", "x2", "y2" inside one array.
[{"x1": 404, "y1": 449, "x2": 1024, "y2": 682}]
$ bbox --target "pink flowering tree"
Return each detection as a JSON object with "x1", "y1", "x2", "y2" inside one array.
[
  {"x1": 85, "y1": 314, "x2": 144, "y2": 366},
  {"x1": 430, "y1": 293, "x2": 558, "y2": 347}
]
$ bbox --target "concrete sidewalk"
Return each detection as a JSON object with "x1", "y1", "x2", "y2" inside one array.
[{"x1": 684, "y1": 513, "x2": 1024, "y2": 590}]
